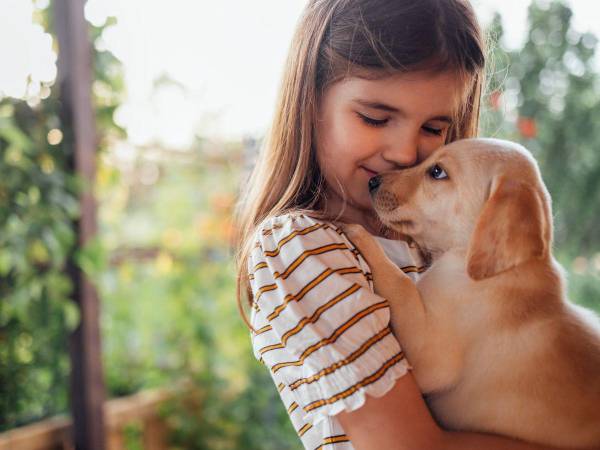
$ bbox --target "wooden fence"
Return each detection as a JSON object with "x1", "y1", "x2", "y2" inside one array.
[{"x1": 0, "y1": 387, "x2": 176, "y2": 450}]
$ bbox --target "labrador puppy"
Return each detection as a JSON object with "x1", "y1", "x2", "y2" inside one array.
[{"x1": 341, "y1": 138, "x2": 600, "y2": 447}]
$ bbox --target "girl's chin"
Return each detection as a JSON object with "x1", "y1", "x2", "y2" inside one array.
[
  {"x1": 356, "y1": 192, "x2": 377, "y2": 212},
  {"x1": 323, "y1": 186, "x2": 376, "y2": 218}
]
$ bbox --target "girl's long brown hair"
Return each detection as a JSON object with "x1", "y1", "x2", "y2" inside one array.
[{"x1": 233, "y1": 0, "x2": 487, "y2": 332}]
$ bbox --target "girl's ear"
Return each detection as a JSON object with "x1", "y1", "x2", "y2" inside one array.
[{"x1": 466, "y1": 175, "x2": 548, "y2": 281}]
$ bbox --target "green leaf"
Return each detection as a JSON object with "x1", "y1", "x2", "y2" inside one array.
[
  {"x1": 74, "y1": 236, "x2": 107, "y2": 279},
  {"x1": 62, "y1": 300, "x2": 81, "y2": 331},
  {"x1": 27, "y1": 239, "x2": 50, "y2": 265},
  {"x1": 0, "y1": 249, "x2": 12, "y2": 275},
  {"x1": 0, "y1": 118, "x2": 32, "y2": 150}
]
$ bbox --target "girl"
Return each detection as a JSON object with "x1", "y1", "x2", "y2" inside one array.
[{"x1": 234, "y1": 1, "x2": 583, "y2": 449}]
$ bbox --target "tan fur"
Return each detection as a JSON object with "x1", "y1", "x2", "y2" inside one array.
[
  {"x1": 467, "y1": 176, "x2": 547, "y2": 280},
  {"x1": 340, "y1": 138, "x2": 600, "y2": 448}
]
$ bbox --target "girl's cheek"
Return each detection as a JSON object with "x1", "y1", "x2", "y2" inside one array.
[
  {"x1": 342, "y1": 116, "x2": 375, "y2": 145},
  {"x1": 351, "y1": 128, "x2": 382, "y2": 155}
]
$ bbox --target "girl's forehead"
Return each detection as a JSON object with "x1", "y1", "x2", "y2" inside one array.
[{"x1": 333, "y1": 70, "x2": 469, "y2": 116}]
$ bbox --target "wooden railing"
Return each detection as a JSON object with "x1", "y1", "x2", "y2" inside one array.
[{"x1": 0, "y1": 387, "x2": 178, "y2": 450}]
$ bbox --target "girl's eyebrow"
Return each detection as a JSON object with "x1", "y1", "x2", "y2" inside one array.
[{"x1": 352, "y1": 98, "x2": 453, "y2": 123}]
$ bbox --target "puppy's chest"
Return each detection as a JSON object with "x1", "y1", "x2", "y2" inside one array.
[{"x1": 417, "y1": 254, "x2": 492, "y2": 326}]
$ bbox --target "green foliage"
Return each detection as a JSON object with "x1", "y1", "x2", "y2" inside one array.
[
  {"x1": 96, "y1": 146, "x2": 301, "y2": 448},
  {"x1": 0, "y1": 95, "x2": 78, "y2": 430},
  {"x1": 516, "y1": 2, "x2": 600, "y2": 256},
  {"x1": 0, "y1": 5, "x2": 124, "y2": 431},
  {"x1": 479, "y1": 0, "x2": 600, "y2": 312},
  {"x1": 96, "y1": 149, "x2": 238, "y2": 399}
]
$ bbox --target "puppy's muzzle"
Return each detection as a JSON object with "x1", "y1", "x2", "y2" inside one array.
[{"x1": 369, "y1": 175, "x2": 400, "y2": 212}]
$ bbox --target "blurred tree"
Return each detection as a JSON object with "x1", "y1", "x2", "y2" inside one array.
[
  {"x1": 479, "y1": 0, "x2": 600, "y2": 311},
  {"x1": 517, "y1": 1, "x2": 600, "y2": 257},
  {"x1": 484, "y1": 1, "x2": 600, "y2": 257},
  {"x1": 0, "y1": 5, "x2": 124, "y2": 431}
]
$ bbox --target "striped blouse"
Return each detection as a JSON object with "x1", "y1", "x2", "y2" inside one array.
[{"x1": 248, "y1": 212, "x2": 425, "y2": 449}]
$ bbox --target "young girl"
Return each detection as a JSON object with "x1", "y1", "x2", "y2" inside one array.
[{"x1": 233, "y1": 1, "x2": 580, "y2": 449}]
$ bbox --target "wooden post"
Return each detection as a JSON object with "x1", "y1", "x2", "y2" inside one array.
[
  {"x1": 143, "y1": 414, "x2": 169, "y2": 450},
  {"x1": 106, "y1": 426, "x2": 125, "y2": 450},
  {"x1": 52, "y1": 1, "x2": 106, "y2": 449}
]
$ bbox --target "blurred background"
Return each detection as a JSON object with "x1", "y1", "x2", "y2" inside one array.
[{"x1": 1, "y1": 0, "x2": 599, "y2": 448}]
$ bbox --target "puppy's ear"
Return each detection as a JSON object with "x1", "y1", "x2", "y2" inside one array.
[{"x1": 466, "y1": 176, "x2": 548, "y2": 280}]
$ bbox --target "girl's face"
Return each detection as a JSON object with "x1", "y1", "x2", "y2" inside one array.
[{"x1": 314, "y1": 70, "x2": 466, "y2": 229}]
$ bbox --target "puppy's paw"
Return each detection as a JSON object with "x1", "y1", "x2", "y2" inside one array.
[
  {"x1": 338, "y1": 222, "x2": 372, "y2": 246},
  {"x1": 338, "y1": 222, "x2": 366, "y2": 236},
  {"x1": 337, "y1": 222, "x2": 383, "y2": 261}
]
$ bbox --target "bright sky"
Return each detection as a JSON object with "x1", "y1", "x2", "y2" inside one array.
[{"x1": 1, "y1": 0, "x2": 600, "y2": 148}]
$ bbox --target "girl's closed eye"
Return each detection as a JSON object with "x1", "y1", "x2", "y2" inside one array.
[
  {"x1": 422, "y1": 125, "x2": 444, "y2": 136},
  {"x1": 357, "y1": 112, "x2": 448, "y2": 137},
  {"x1": 357, "y1": 112, "x2": 388, "y2": 127}
]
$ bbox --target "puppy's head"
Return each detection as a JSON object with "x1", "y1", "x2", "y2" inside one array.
[{"x1": 370, "y1": 138, "x2": 553, "y2": 279}]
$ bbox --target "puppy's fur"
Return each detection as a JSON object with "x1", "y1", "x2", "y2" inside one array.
[{"x1": 342, "y1": 138, "x2": 600, "y2": 447}]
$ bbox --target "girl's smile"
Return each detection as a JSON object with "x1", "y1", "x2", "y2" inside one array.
[{"x1": 360, "y1": 166, "x2": 379, "y2": 177}]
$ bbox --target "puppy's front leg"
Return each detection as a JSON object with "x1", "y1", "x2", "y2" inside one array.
[
  {"x1": 341, "y1": 224, "x2": 459, "y2": 394},
  {"x1": 340, "y1": 224, "x2": 428, "y2": 354}
]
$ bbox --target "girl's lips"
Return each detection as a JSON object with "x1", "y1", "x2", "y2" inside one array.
[{"x1": 361, "y1": 166, "x2": 378, "y2": 176}]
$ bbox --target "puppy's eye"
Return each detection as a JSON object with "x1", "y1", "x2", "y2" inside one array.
[{"x1": 428, "y1": 164, "x2": 448, "y2": 180}]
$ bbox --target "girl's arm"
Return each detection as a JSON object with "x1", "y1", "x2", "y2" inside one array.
[{"x1": 338, "y1": 371, "x2": 597, "y2": 450}]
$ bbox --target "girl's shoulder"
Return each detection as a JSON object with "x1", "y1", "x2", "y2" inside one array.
[
  {"x1": 257, "y1": 210, "x2": 332, "y2": 230},
  {"x1": 250, "y1": 211, "x2": 364, "y2": 277},
  {"x1": 254, "y1": 212, "x2": 425, "y2": 282},
  {"x1": 255, "y1": 211, "x2": 344, "y2": 246}
]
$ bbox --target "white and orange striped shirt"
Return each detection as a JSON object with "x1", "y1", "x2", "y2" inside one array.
[{"x1": 248, "y1": 212, "x2": 425, "y2": 450}]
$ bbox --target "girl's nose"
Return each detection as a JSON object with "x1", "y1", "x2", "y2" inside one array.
[{"x1": 382, "y1": 137, "x2": 419, "y2": 168}]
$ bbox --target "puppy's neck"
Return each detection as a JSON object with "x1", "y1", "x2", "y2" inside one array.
[{"x1": 411, "y1": 240, "x2": 441, "y2": 269}]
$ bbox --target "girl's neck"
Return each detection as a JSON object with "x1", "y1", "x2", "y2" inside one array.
[{"x1": 321, "y1": 193, "x2": 390, "y2": 238}]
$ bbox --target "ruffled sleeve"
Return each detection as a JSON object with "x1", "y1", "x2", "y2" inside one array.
[{"x1": 248, "y1": 213, "x2": 412, "y2": 426}]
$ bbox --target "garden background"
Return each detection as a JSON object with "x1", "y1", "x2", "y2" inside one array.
[{"x1": 1, "y1": 0, "x2": 599, "y2": 449}]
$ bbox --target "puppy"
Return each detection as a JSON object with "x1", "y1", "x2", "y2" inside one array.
[{"x1": 341, "y1": 138, "x2": 600, "y2": 447}]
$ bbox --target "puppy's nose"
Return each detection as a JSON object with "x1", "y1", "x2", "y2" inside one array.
[{"x1": 368, "y1": 175, "x2": 382, "y2": 193}]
